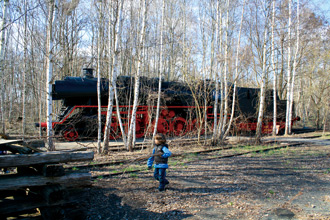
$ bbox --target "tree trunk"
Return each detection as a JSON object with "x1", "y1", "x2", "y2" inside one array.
[
  {"x1": 212, "y1": 0, "x2": 220, "y2": 145},
  {"x1": 97, "y1": 1, "x2": 105, "y2": 154},
  {"x1": 152, "y1": 0, "x2": 165, "y2": 143},
  {"x1": 0, "y1": 0, "x2": 9, "y2": 134},
  {"x1": 219, "y1": 0, "x2": 230, "y2": 142},
  {"x1": 272, "y1": 0, "x2": 277, "y2": 136},
  {"x1": 285, "y1": 0, "x2": 292, "y2": 135},
  {"x1": 255, "y1": 14, "x2": 269, "y2": 143},
  {"x1": 224, "y1": 0, "x2": 246, "y2": 138},
  {"x1": 127, "y1": 0, "x2": 147, "y2": 152},
  {"x1": 45, "y1": 0, "x2": 58, "y2": 151},
  {"x1": 22, "y1": 0, "x2": 28, "y2": 140},
  {"x1": 103, "y1": 0, "x2": 124, "y2": 154},
  {"x1": 288, "y1": 0, "x2": 300, "y2": 134}
]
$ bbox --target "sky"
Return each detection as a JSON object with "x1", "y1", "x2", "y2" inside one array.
[{"x1": 310, "y1": 0, "x2": 330, "y2": 22}]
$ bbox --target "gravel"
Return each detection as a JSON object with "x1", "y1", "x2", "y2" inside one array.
[{"x1": 82, "y1": 141, "x2": 330, "y2": 220}]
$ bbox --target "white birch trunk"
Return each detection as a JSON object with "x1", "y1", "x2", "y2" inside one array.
[
  {"x1": 285, "y1": 0, "x2": 292, "y2": 135},
  {"x1": 182, "y1": 0, "x2": 187, "y2": 82},
  {"x1": 96, "y1": 1, "x2": 104, "y2": 154},
  {"x1": 22, "y1": 0, "x2": 28, "y2": 139},
  {"x1": 288, "y1": 0, "x2": 299, "y2": 134},
  {"x1": 255, "y1": 19, "x2": 269, "y2": 143},
  {"x1": 152, "y1": 0, "x2": 165, "y2": 143},
  {"x1": 224, "y1": 0, "x2": 246, "y2": 138},
  {"x1": 114, "y1": 13, "x2": 128, "y2": 149},
  {"x1": 38, "y1": 66, "x2": 44, "y2": 137},
  {"x1": 46, "y1": 0, "x2": 58, "y2": 151},
  {"x1": 212, "y1": 0, "x2": 220, "y2": 144},
  {"x1": 200, "y1": 11, "x2": 207, "y2": 141},
  {"x1": 103, "y1": 0, "x2": 124, "y2": 153},
  {"x1": 216, "y1": 4, "x2": 223, "y2": 141},
  {"x1": 272, "y1": 0, "x2": 277, "y2": 136},
  {"x1": 0, "y1": 0, "x2": 9, "y2": 134},
  {"x1": 219, "y1": 0, "x2": 230, "y2": 141},
  {"x1": 114, "y1": 84, "x2": 127, "y2": 147},
  {"x1": 127, "y1": 0, "x2": 147, "y2": 152}
]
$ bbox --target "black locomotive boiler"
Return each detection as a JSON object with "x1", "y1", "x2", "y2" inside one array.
[{"x1": 36, "y1": 69, "x2": 299, "y2": 141}]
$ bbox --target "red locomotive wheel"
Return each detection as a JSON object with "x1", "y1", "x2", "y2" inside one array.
[
  {"x1": 168, "y1": 110, "x2": 175, "y2": 118},
  {"x1": 170, "y1": 117, "x2": 188, "y2": 136},
  {"x1": 157, "y1": 118, "x2": 169, "y2": 134},
  {"x1": 63, "y1": 127, "x2": 79, "y2": 141},
  {"x1": 161, "y1": 109, "x2": 169, "y2": 117},
  {"x1": 135, "y1": 118, "x2": 146, "y2": 138},
  {"x1": 109, "y1": 118, "x2": 121, "y2": 140},
  {"x1": 149, "y1": 118, "x2": 169, "y2": 134}
]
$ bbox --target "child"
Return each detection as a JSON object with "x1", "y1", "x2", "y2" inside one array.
[{"x1": 147, "y1": 133, "x2": 172, "y2": 191}]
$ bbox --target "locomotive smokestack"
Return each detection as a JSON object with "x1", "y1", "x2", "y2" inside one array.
[{"x1": 83, "y1": 68, "x2": 94, "y2": 78}]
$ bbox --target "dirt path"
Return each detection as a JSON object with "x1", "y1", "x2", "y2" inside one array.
[{"x1": 83, "y1": 140, "x2": 330, "y2": 220}]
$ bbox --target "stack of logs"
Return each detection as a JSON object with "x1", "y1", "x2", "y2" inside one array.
[{"x1": 0, "y1": 139, "x2": 94, "y2": 219}]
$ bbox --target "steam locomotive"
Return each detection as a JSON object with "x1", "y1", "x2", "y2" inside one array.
[{"x1": 36, "y1": 68, "x2": 299, "y2": 141}]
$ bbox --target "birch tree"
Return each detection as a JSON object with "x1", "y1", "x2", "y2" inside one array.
[
  {"x1": 200, "y1": 4, "x2": 208, "y2": 142},
  {"x1": 255, "y1": 1, "x2": 270, "y2": 143},
  {"x1": 45, "y1": 0, "x2": 58, "y2": 151},
  {"x1": 288, "y1": 0, "x2": 300, "y2": 134},
  {"x1": 224, "y1": 0, "x2": 246, "y2": 138},
  {"x1": 127, "y1": 0, "x2": 147, "y2": 152},
  {"x1": 218, "y1": 0, "x2": 230, "y2": 142},
  {"x1": 271, "y1": 0, "x2": 277, "y2": 136},
  {"x1": 0, "y1": 0, "x2": 9, "y2": 134},
  {"x1": 212, "y1": 0, "x2": 221, "y2": 144},
  {"x1": 284, "y1": 0, "x2": 292, "y2": 135},
  {"x1": 152, "y1": 0, "x2": 165, "y2": 143},
  {"x1": 102, "y1": 0, "x2": 124, "y2": 154},
  {"x1": 22, "y1": 0, "x2": 28, "y2": 139},
  {"x1": 96, "y1": 1, "x2": 105, "y2": 154}
]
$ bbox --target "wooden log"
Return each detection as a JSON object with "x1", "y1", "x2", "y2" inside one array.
[
  {"x1": 0, "y1": 144, "x2": 32, "y2": 154},
  {"x1": 42, "y1": 164, "x2": 65, "y2": 177},
  {"x1": 0, "y1": 151, "x2": 94, "y2": 168},
  {"x1": 0, "y1": 172, "x2": 92, "y2": 191},
  {"x1": 0, "y1": 139, "x2": 22, "y2": 146}
]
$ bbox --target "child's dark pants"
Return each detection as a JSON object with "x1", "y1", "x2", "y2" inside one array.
[{"x1": 153, "y1": 168, "x2": 169, "y2": 191}]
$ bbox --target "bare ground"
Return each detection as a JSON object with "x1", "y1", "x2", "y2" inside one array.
[{"x1": 81, "y1": 141, "x2": 330, "y2": 220}]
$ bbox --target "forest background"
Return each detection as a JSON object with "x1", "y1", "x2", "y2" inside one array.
[{"x1": 0, "y1": 0, "x2": 329, "y2": 152}]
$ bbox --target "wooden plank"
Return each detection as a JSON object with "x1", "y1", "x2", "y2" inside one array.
[
  {"x1": 0, "y1": 139, "x2": 23, "y2": 146},
  {"x1": 0, "y1": 151, "x2": 94, "y2": 168},
  {"x1": 0, "y1": 173, "x2": 92, "y2": 191},
  {"x1": 0, "y1": 144, "x2": 33, "y2": 154}
]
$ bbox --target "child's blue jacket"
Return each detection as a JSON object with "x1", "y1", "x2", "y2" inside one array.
[{"x1": 147, "y1": 145, "x2": 172, "y2": 169}]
